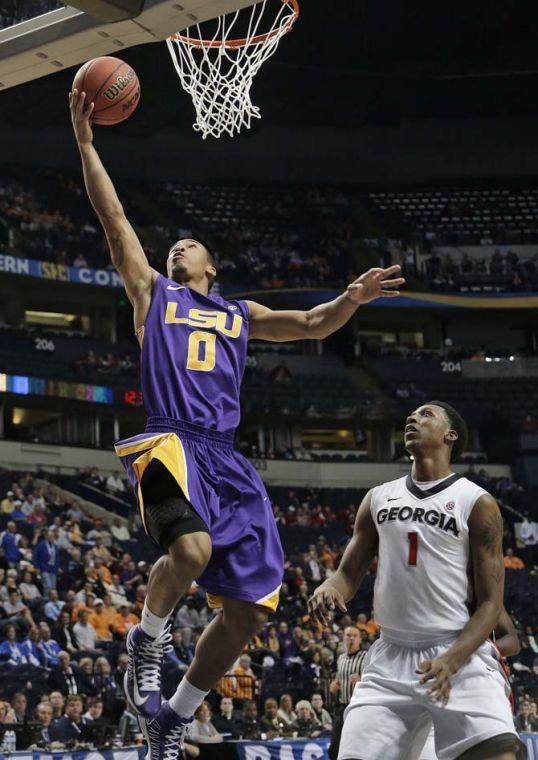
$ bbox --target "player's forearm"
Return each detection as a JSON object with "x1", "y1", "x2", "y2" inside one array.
[
  {"x1": 78, "y1": 142, "x2": 124, "y2": 221},
  {"x1": 305, "y1": 292, "x2": 359, "y2": 339},
  {"x1": 443, "y1": 599, "x2": 502, "y2": 671}
]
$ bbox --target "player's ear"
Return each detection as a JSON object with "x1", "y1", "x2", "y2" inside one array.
[
  {"x1": 206, "y1": 263, "x2": 217, "y2": 281},
  {"x1": 445, "y1": 429, "x2": 458, "y2": 444}
]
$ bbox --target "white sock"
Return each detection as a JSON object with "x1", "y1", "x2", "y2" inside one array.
[
  {"x1": 140, "y1": 602, "x2": 169, "y2": 638},
  {"x1": 169, "y1": 677, "x2": 209, "y2": 719}
]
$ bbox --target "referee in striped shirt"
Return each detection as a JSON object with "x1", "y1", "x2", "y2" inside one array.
[{"x1": 329, "y1": 627, "x2": 368, "y2": 760}]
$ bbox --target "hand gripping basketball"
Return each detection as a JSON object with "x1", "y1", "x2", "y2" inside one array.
[
  {"x1": 69, "y1": 89, "x2": 94, "y2": 145},
  {"x1": 308, "y1": 586, "x2": 347, "y2": 627}
]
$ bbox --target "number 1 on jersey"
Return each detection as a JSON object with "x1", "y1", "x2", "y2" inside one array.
[{"x1": 407, "y1": 531, "x2": 418, "y2": 566}]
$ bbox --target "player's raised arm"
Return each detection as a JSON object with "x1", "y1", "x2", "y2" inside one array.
[
  {"x1": 246, "y1": 266, "x2": 404, "y2": 341},
  {"x1": 418, "y1": 493, "x2": 505, "y2": 703},
  {"x1": 69, "y1": 89, "x2": 156, "y2": 312},
  {"x1": 308, "y1": 490, "x2": 378, "y2": 626}
]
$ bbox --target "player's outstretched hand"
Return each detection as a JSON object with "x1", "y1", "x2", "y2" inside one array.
[
  {"x1": 346, "y1": 265, "x2": 405, "y2": 305},
  {"x1": 69, "y1": 89, "x2": 94, "y2": 145},
  {"x1": 417, "y1": 656, "x2": 456, "y2": 706},
  {"x1": 308, "y1": 586, "x2": 347, "y2": 626}
]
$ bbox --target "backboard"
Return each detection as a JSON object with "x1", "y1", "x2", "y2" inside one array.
[{"x1": 0, "y1": 0, "x2": 262, "y2": 90}]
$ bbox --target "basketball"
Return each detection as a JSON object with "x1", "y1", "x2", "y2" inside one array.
[{"x1": 72, "y1": 56, "x2": 140, "y2": 126}]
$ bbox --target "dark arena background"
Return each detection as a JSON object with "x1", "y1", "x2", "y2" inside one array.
[{"x1": 0, "y1": 0, "x2": 537, "y2": 758}]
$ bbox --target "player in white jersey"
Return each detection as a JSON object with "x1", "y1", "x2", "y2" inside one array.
[{"x1": 308, "y1": 401, "x2": 523, "y2": 760}]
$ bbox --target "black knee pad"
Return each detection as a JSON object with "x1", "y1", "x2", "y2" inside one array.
[{"x1": 140, "y1": 460, "x2": 209, "y2": 551}]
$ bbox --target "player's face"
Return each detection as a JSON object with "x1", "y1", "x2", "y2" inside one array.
[
  {"x1": 167, "y1": 239, "x2": 215, "y2": 283},
  {"x1": 404, "y1": 405, "x2": 456, "y2": 456}
]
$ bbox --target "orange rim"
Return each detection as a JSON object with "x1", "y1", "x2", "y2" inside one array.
[{"x1": 169, "y1": 0, "x2": 299, "y2": 49}]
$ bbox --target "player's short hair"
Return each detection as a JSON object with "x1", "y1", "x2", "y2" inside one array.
[
  {"x1": 427, "y1": 400, "x2": 468, "y2": 461},
  {"x1": 191, "y1": 235, "x2": 217, "y2": 287}
]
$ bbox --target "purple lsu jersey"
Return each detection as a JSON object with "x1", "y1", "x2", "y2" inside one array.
[
  {"x1": 116, "y1": 274, "x2": 284, "y2": 612},
  {"x1": 140, "y1": 274, "x2": 249, "y2": 435}
]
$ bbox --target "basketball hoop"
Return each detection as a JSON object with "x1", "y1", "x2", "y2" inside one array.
[{"x1": 167, "y1": 0, "x2": 299, "y2": 139}]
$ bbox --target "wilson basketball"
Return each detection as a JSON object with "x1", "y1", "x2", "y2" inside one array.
[{"x1": 72, "y1": 56, "x2": 140, "y2": 126}]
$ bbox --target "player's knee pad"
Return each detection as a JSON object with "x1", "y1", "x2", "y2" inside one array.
[
  {"x1": 144, "y1": 496, "x2": 209, "y2": 551},
  {"x1": 456, "y1": 732, "x2": 525, "y2": 760},
  {"x1": 140, "y1": 460, "x2": 209, "y2": 551}
]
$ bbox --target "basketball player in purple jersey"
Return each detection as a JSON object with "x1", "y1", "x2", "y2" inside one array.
[{"x1": 70, "y1": 89, "x2": 405, "y2": 758}]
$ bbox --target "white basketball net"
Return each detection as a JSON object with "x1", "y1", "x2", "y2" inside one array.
[{"x1": 166, "y1": 0, "x2": 298, "y2": 139}]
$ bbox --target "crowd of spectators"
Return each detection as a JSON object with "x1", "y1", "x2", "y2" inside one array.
[
  {"x1": 3, "y1": 165, "x2": 537, "y2": 296},
  {"x1": 0, "y1": 467, "x2": 534, "y2": 752},
  {"x1": 74, "y1": 351, "x2": 138, "y2": 379},
  {"x1": 422, "y1": 248, "x2": 538, "y2": 292}
]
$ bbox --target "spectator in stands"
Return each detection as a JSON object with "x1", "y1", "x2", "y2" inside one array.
[
  {"x1": 28, "y1": 503, "x2": 48, "y2": 528},
  {"x1": 235, "y1": 700, "x2": 264, "y2": 740},
  {"x1": 49, "y1": 695, "x2": 88, "y2": 742},
  {"x1": 110, "y1": 518, "x2": 130, "y2": 542},
  {"x1": 3, "y1": 589, "x2": 36, "y2": 628},
  {"x1": 0, "y1": 492, "x2": 15, "y2": 515},
  {"x1": 0, "y1": 623, "x2": 26, "y2": 664},
  {"x1": 39, "y1": 621, "x2": 62, "y2": 667},
  {"x1": 88, "y1": 599, "x2": 112, "y2": 643},
  {"x1": 11, "y1": 692, "x2": 28, "y2": 723},
  {"x1": 291, "y1": 700, "x2": 323, "y2": 738},
  {"x1": 263, "y1": 624, "x2": 281, "y2": 657},
  {"x1": 76, "y1": 657, "x2": 97, "y2": 697},
  {"x1": 112, "y1": 603, "x2": 139, "y2": 639},
  {"x1": 311, "y1": 693, "x2": 333, "y2": 732},
  {"x1": 231, "y1": 653, "x2": 257, "y2": 702},
  {"x1": 106, "y1": 472, "x2": 125, "y2": 495},
  {"x1": 189, "y1": 701, "x2": 223, "y2": 744},
  {"x1": 94, "y1": 657, "x2": 116, "y2": 714},
  {"x1": 0, "y1": 522, "x2": 22, "y2": 565},
  {"x1": 36, "y1": 701, "x2": 54, "y2": 743},
  {"x1": 277, "y1": 693, "x2": 297, "y2": 730},
  {"x1": 44, "y1": 589, "x2": 65, "y2": 623},
  {"x1": 53, "y1": 610, "x2": 77, "y2": 653},
  {"x1": 211, "y1": 697, "x2": 241, "y2": 739},
  {"x1": 34, "y1": 529, "x2": 60, "y2": 595},
  {"x1": 520, "y1": 514, "x2": 537, "y2": 549},
  {"x1": 260, "y1": 697, "x2": 288, "y2": 738},
  {"x1": 73, "y1": 609, "x2": 97, "y2": 652},
  {"x1": 504, "y1": 548, "x2": 525, "y2": 570},
  {"x1": 48, "y1": 651, "x2": 78, "y2": 695},
  {"x1": 19, "y1": 569, "x2": 42, "y2": 609},
  {"x1": 167, "y1": 628, "x2": 193, "y2": 671},
  {"x1": 49, "y1": 690, "x2": 65, "y2": 722},
  {"x1": 20, "y1": 626, "x2": 44, "y2": 667},
  {"x1": 277, "y1": 621, "x2": 294, "y2": 658},
  {"x1": 105, "y1": 574, "x2": 127, "y2": 608},
  {"x1": 83, "y1": 696, "x2": 104, "y2": 723},
  {"x1": 174, "y1": 597, "x2": 201, "y2": 647},
  {"x1": 515, "y1": 700, "x2": 538, "y2": 732}
]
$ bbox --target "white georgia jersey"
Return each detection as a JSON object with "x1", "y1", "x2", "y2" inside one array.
[{"x1": 371, "y1": 474, "x2": 488, "y2": 644}]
